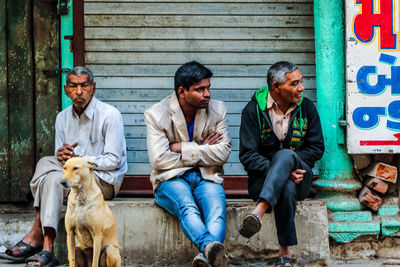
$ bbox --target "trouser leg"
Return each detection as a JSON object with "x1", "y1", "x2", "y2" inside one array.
[
  {"x1": 154, "y1": 174, "x2": 218, "y2": 254},
  {"x1": 258, "y1": 149, "x2": 313, "y2": 246},
  {"x1": 274, "y1": 180, "x2": 298, "y2": 246},
  {"x1": 30, "y1": 156, "x2": 68, "y2": 233},
  {"x1": 193, "y1": 174, "x2": 226, "y2": 244}
]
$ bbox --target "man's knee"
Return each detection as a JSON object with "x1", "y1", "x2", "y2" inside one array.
[
  {"x1": 42, "y1": 171, "x2": 63, "y2": 188},
  {"x1": 273, "y1": 149, "x2": 296, "y2": 161},
  {"x1": 36, "y1": 156, "x2": 58, "y2": 168}
]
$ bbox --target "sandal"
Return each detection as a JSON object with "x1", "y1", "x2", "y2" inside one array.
[
  {"x1": 238, "y1": 213, "x2": 261, "y2": 238},
  {"x1": 0, "y1": 240, "x2": 42, "y2": 262},
  {"x1": 25, "y1": 250, "x2": 58, "y2": 267},
  {"x1": 275, "y1": 256, "x2": 293, "y2": 267}
]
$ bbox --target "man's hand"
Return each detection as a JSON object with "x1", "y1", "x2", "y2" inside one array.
[
  {"x1": 202, "y1": 131, "x2": 223, "y2": 145},
  {"x1": 57, "y1": 142, "x2": 78, "y2": 164},
  {"x1": 169, "y1": 143, "x2": 182, "y2": 153},
  {"x1": 289, "y1": 169, "x2": 306, "y2": 184}
]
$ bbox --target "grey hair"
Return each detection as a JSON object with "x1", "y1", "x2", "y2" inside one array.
[
  {"x1": 66, "y1": 66, "x2": 94, "y2": 84},
  {"x1": 267, "y1": 61, "x2": 298, "y2": 90}
]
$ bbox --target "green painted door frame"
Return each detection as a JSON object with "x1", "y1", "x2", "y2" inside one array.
[{"x1": 59, "y1": 0, "x2": 73, "y2": 109}]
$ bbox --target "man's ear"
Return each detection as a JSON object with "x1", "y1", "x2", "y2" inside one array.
[
  {"x1": 177, "y1": 86, "x2": 186, "y2": 97},
  {"x1": 91, "y1": 82, "x2": 96, "y2": 96},
  {"x1": 87, "y1": 161, "x2": 98, "y2": 170},
  {"x1": 272, "y1": 81, "x2": 281, "y2": 92}
]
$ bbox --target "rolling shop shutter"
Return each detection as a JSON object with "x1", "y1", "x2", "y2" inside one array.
[{"x1": 83, "y1": 0, "x2": 316, "y2": 177}]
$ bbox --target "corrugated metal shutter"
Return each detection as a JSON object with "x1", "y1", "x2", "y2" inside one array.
[{"x1": 84, "y1": 0, "x2": 315, "y2": 176}]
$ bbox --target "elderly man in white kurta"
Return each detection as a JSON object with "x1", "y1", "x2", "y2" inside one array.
[{"x1": 0, "y1": 66, "x2": 127, "y2": 267}]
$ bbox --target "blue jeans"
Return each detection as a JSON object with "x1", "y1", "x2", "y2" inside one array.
[{"x1": 154, "y1": 169, "x2": 226, "y2": 254}]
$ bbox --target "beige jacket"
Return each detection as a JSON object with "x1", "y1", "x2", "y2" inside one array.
[{"x1": 144, "y1": 93, "x2": 232, "y2": 190}]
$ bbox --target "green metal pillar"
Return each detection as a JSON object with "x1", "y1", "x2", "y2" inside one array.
[
  {"x1": 313, "y1": 0, "x2": 380, "y2": 243},
  {"x1": 59, "y1": 0, "x2": 73, "y2": 109}
]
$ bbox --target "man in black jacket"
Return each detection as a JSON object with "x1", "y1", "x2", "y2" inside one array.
[{"x1": 238, "y1": 61, "x2": 324, "y2": 267}]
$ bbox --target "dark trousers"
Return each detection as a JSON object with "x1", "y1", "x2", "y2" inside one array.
[{"x1": 259, "y1": 149, "x2": 313, "y2": 246}]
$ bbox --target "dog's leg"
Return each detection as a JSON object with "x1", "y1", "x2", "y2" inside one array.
[
  {"x1": 103, "y1": 245, "x2": 121, "y2": 267},
  {"x1": 67, "y1": 231, "x2": 76, "y2": 267},
  {"x1": 92, "y1": 234, "x2": 102, "y2": 267}
]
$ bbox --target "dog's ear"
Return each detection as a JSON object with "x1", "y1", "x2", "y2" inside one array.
[{"x1": 87, "y1": 161, "x2": 98, "y2": 170}]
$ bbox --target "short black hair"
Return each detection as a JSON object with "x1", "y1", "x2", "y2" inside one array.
[{"x1": 174, "y1": 61, "x2": 213, "y2": 98}]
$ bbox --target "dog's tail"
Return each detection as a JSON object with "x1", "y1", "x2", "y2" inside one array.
[{"x1": 102, "y1": 245, "x2": 121, "y2": 267}]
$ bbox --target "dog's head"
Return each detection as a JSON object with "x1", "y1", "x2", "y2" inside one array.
[{"x1": 61, "y1": 157, "x2": 98, "y2": 189}]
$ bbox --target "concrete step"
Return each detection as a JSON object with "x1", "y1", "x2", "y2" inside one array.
[{"x1": 0, "y1": 199, "x2": 329, "y2": 266}]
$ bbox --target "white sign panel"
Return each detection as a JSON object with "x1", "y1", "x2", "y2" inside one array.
[{"x1": 346, "y1": 0, "x2": 400, "y2": 153}]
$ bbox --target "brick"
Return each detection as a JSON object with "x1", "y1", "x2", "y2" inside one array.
[
  {"x1": 352, "y1": 154, "x2": 372, "y2": 170},
  {"x1": 365, "y1": 177, "x2": 389, "y2": 194},
  {"x1": 362, "y1": 162, "x2": 398, "y2": 184},
  {"x1": 373, "y1": 154, "x2": 394, "y2": 164},
  {"x1": 359, "y1": 186, "x2": 383, "y2": 211}
]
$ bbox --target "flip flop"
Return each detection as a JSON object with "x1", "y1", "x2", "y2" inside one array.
[
  {"x1": 25, "y1": 250, "x2": 59, "y2": 267},
  {"x1": 238, "y1": 213, "x2": 261, "y2": 238},
  {"x1": 275, "y1": 256, "x2": 293, "y2": 267},
  {"x1": 0, "y1": 240, "x2": 42, "y2": 262}
]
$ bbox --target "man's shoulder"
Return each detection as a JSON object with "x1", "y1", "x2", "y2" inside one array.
[
  {"x1": 144, "y1": 95, "x2": 172, "y2": 121},
  {"x1": 300, "y1": 97, "x2": 318, "y2": 113}
]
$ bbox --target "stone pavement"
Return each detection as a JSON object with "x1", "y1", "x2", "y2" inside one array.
[{"x1": 0, "y1": 258, "x2": 399, "y2": 267}]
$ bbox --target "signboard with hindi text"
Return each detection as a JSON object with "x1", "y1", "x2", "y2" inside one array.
[{"x1": 346, "y1": 0, "x2": 400, "y2": 153}]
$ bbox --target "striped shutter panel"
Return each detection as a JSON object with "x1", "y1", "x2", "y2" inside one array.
[{"x1": 84, "y1": 0, "x2": 315, "y2": 176}]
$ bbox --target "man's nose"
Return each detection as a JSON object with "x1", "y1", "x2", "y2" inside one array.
[
  {"x1": 204, "y1": 88, "x2": 210, "y2": 97},
  {"x1": 298, "y1": 82, "x2": 305, "y2": 92},
  {"x1": 76, "y1": 85, "x2": 83, "y2": 95}
]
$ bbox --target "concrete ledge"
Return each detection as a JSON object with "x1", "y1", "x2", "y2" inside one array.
[{"x1": 0, "y1": 199, "x2": 330, "y2": 266}]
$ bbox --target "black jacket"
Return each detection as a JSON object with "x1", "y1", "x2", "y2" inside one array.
[{"x1": 239, "y1": 92, "x2": 325, "y2": 199}]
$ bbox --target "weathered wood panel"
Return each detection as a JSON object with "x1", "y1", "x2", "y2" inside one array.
[
  {"x1": 85, "y1": 27, "x2": 315, "y2": 40},
  {"x1": 8, "y1": 0, "x2": 35, "y2": 201},
  {"x1": 86, "y1": 40, "x2": 315, "y2": 53},
  {"x1": 86, "y1": 52, "x2": 316, "y2": 65},
  {"x1": 85, "y1": 15, "x2": 314, "y2": 28},
  {"x1": 85, "y1": 2, "x2": 313, "y2": 15},
  {"x1": 0, "y1": 1, "x2": 9, "y2": 202},
  {"x1": 88, "y1": 64, "x2": 316, "y2": 77},
  {"x1": 33, "y1": 0, "x2": 60, "y2": 159}
]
